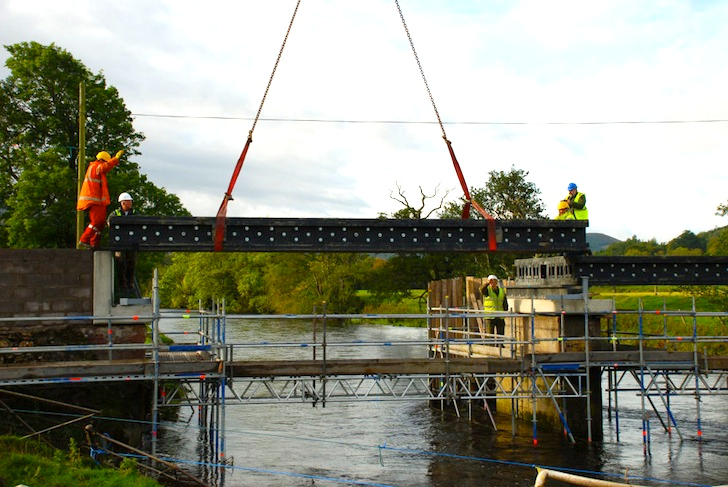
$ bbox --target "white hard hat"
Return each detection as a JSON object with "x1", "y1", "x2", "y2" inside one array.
[
  {"x1": 118, "y1": 192, "x2": 132, "y2": 202},
  {"x1": 487, "y1": 275, "x2": 498, "y2": 281}
]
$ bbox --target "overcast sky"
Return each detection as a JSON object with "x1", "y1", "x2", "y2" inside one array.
[{"x1": 2, "y1": 0, "x2": 727, "y2": 243}]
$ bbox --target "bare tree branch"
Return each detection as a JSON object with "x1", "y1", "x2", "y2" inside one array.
[{"x1": 387, "y1": 183, "x2": 451, "y2": 219}]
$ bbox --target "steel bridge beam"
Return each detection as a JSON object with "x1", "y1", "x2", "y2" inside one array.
[
  {"x1": 108, "y1": 216, "x2": 589, "y2": 253},
  {"x1": 569, "y1": 255, "x2": 728, "y2": 285}
]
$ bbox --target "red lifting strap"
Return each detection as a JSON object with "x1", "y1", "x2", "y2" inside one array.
[
  {"x1": 444, "y1": 138, "x2": 497, "y2": 251},
  {"x1": 214, "y1": 136, "x2": 253, "y2": 251}
]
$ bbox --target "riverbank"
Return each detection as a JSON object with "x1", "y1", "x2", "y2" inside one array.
[{"x1": 0, "y1": 436, "x2": 162, "y2": 487}]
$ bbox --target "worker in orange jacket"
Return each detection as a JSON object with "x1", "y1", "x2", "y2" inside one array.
[{"x1": 77, "y1": 150, "x2": 124, "y2": 249}]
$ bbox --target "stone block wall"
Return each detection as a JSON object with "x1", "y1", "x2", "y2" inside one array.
[
  {"x1": 0, "y1": 249, "x2": 93, "y2": 318},
  {"x1": 0, "y1": 249, "x2": 145, "y2": 362}
]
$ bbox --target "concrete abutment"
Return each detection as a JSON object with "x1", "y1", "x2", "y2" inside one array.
[{"x1": 0, "y1": 249, "x2": 153, "y2": 444}]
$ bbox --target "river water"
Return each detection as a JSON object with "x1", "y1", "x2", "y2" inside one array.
[{"x1": 157, "y1": 316, "x2": 728, "y2": 487}]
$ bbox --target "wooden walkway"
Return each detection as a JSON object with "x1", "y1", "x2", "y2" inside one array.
[{"x1": 1, "y1": 351, "x2": 726, "y2": 386}]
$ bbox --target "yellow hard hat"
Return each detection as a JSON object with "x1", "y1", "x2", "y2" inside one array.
[
  {"x1": 96, "y1": 151, "x2": 111, "y2": 162},
  {"x1": 558, "y1": 200, "x2": 569, "y2": 210}
]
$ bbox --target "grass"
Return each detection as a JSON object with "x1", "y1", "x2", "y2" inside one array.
[
  {"x1": 590, "y1": 285, "x2": 708, "y2": 310},
  {"x1": 590, "y1": 285, "x2": 728, "y2": 355},
  {"x1": 0, "y1": 436, "x2": 162, "y2": 487},
  {"x1": 357, "y1": 286, "x2": 728, "y2": 354},
  {"x1": 357, "y1": 289, "x2": 428, "y2": 326}
]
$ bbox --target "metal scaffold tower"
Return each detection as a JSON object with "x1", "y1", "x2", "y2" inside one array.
[{"x1": 2, "y1": 271, "x2": 728, "y2": 476}]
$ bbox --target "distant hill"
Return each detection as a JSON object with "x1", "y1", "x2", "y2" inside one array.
[{"x1": 587, "y1": 232, "x2": 621, "y2": 252}]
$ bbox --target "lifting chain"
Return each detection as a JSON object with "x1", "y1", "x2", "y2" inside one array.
[
  {"x1": 215, "y1": 0, "x2": 301, "y2": 251},
  {"x1": 249, "y1": 0, "x2": 302, "y2": 139},
  {"x1": 394, "y1": 1, "x2": 497, "y2": 250},
  {"x1": 395, "y1": 0, "x2": 447, "y2": 141}
]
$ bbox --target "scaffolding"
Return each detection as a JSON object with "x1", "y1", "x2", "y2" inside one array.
[{"x1": 1, "y1": 276, "x2": 727, "y2": 480}]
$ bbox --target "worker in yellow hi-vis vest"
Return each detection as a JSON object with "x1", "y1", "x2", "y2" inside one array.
[
  {"x1": 555, "y1": 200, "x2": 575, "y2": 220},
  {"x1": 565, "y1": 182, "x2": 588, "y2": 220},
  {"x1": 480, "y1": 275, "x2": 508, "y2": 336}
]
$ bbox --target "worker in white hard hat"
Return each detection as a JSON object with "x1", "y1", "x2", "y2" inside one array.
[
  {"x1": 480, "y1": 274, "x2": 509, "y2": 339},
  {"x1": 113, "y1": 192, "x2": 135, "y2": 217},
  {"x1": 108, "y1": 191, "x2": 137, "y2": 298}
]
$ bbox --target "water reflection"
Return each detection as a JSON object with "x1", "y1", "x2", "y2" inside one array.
[{"x1": 156, "y1": 316, "x2": 728, "y2": 486}]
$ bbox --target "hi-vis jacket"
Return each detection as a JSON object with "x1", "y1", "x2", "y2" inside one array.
[
  {"x1": 481, "y1": 285, "x2": 508, "y2": 312},
  {"x1": 76, "y1": 157, "x2": 120, "y2": 210},
  {"x1": 566, "y1": 191, "x2": 589, "y2": 220}
]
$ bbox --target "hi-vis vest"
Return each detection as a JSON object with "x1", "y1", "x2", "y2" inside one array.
[
  {"x1": 77, "y1": 158, "x2": 119, "y2": 210},
  {"x1": 113, "y1": 208, "x2": 136, "y2": 217},
  {"x1": 482, "y1": 286, "x2": 506, "y2": 312},
  {"x1": 555, "y1": 210, "x2": 575, "y2": 220},
  {"x1": 567, "y1": 192, "x2": 589, "y2": 220}
]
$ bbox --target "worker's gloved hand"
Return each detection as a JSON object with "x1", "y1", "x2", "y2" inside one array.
[{"x1": 115, "y1": 150, "x2": 124, "y2": 159}]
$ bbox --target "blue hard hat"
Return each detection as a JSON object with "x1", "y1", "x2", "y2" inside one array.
[{"x1": 567, "y1": 183, "x2": 577, "y2": 191}]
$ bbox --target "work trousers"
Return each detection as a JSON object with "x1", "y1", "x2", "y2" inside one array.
[
  {"x1": 79, "y1": 205, "x2": 108, "y2": 247},
  {"x1": 487, "y1": 318, "x2": 505, "y2": 335}
]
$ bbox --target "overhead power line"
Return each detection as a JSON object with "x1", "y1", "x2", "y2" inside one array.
[{"x1": 130, "y1": 113, "x2": 728, "y2": 125}]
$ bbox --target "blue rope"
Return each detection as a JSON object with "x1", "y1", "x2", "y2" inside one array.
[
  {"x1": 13, "y1": 408, "x2": 715, "y2": 486},
  {"x1": 88, "y1": 446, "x2": 106, "y2": 464}
]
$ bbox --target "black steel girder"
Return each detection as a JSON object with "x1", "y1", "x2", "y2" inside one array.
[
  {"x1": 108, "y1": 216, "x2": 589, "y2": 253},
  {"x1": 569, "y1": 255, "x2": 728, "y2": 285}
]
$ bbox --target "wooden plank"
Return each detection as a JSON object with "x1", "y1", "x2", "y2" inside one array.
[
  {"x1": 228, "y1": 358, "x2": 522, "y2": 377},
  {"x1": 1, "y1": 353, "x2": 726, "y2": 384},
  {"x1": 535, "y1": 351, "x2": 698, "y2": 367},
  {"x1": 0, "y1": 359, "x2": 221, "y2": 381},
  {"x1": 468, "y1": 292, "x2": 484, "y2": 334}
]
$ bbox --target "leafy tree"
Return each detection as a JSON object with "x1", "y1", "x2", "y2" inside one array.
[
  {"x1": 0, "y1": 41, "x2": 187, "y2": 249},
  {"x1": 717, "y1": 200, "x2": 728, "y2": 217},
  {"x1": 440, "y1": 165, "x2": 547, "y2": 220},
  {"x1": 264, "y1": 253, "x2": 373, "y2": 314},
  {"x1": 709, "y1": 202, "x2": 728, "y2": 256},
  {"x1": 366, "y1": 168, "x2": 548, "y2": 304},
  {"x1": 706, "y1": 229, "x2": 728, "y2": 256},
  {"x1": 597, "y1": 236, "x2": 666, "y2": 256},
  {"x1": 159, "y1": 253, "x2": 273, "y2": 313},
  {"x1": 159, "y1": 252, "x2": 373, "y2": 314},
  {"x1": 4, "y1": 148, "x2": 76, "y2": 247},
  {"x1": 667, "y1": 230, "x2": 706, "y2": 255},
  {"x1": 364, "y1": 252, "x2": 492, "y2": 306}
]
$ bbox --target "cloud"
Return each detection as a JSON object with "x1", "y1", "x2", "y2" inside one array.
[{"x1": 2, "y1": 0, "x2": 727, "y2": 243}]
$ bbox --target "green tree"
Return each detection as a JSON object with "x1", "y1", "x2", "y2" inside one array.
[
  {"x1": 158, "y1": 252, "x2": 373, "y2": 314},
  {"x1": 706, "y1": 229, "x2": 728, "y2": 256},
  {"x1": 364, "y1": 252, "x2": 491, "y2": 305},
  {"x1": 717, "y1": 200, "x2": 728, "y2": 217},
  {"x1": 439, "y1": 165, "x2": 547, "y2": 220},
  {"x1": 3, "y1": 148, "x2": 76, "y2": 247},
  {"x1": 667, "y1": 230, "x2": 706, "y2": 255},
  {"x1": 0, "y1": 41, "x2": 187, "y2": 248},
  {"x1": 597, "y1": 236, "x2": 666, "y2": 256},
  {"x1": 366, "y1": 167, "x2": 548, "y2": 305},
  {"x1": 709, "y1": 202, "x2": 728, "y2": 256},
  {"x1": 159, "y1": 253, "x2": 272, "y2": 313},
  {"x1": 264, "y1": 253, "x2": 373, "y2": 314}
]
